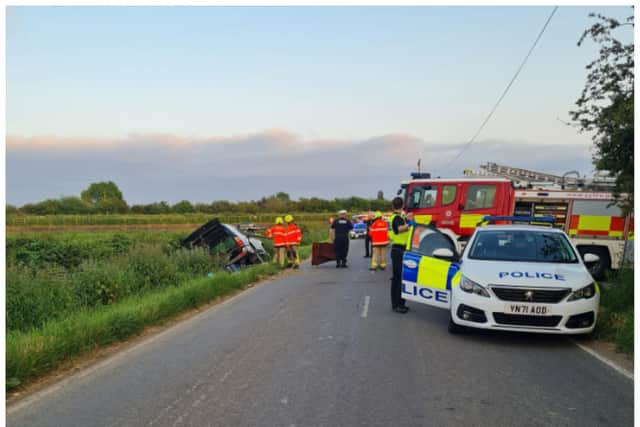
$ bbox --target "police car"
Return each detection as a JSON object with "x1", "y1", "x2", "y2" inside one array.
[{"x1": 401, "y1": 217, "x2": 600, "y2": 335}]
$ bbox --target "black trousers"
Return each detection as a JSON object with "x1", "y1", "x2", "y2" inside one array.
[
  {"x1": 334, "y1": 238, "x2": 349, "y2": 264},
  {"x1": 391, "y1": 246, "x2": 406, "y2": 308},
  {"x1": 364, "y1": 234, "x2": 372, "y2": 256}
]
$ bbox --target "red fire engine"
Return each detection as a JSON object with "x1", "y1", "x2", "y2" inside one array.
[{"x1": 399, "y1": 168, "x2": 633, "y2": 280}]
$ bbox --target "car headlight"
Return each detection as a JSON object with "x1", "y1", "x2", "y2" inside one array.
[
  {"x1": 459, "y1": 275, "x2": 490, "y2": 298},
  {"x1": 567, "y1": 283, "x2": 597, "y2": 301}
]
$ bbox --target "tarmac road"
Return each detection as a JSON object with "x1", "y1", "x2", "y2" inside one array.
[{"x1": 7, "y1": 246, "x2": 634, "y2": 427}]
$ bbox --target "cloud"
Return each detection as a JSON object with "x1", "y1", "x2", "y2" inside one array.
[{"x1": 6, "y1": 130, "x2": 595, "y2": 205}]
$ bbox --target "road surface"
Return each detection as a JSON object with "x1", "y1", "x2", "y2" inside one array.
[{"x1": 8, "y1": 247, "x2": 633, "y2": 427}]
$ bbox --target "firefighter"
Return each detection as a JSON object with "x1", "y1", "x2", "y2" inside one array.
[
  {"x1": 284, "y1": 214, "x2": 302, "y2": 269},
  {"x1": 388, "y1": 197, "x2": 415, "y2": 313},
  {"x1": 330, "y1": 210, "x2": 353, "y2": 268},
  {"x1": 369, "y1": 211, "x2": 389, "y2": 271},
  {"x1": 265, "y1": 217, "x2": 287, "y2": 267}
]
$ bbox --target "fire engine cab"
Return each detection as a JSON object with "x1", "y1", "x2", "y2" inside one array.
[{"x1": 399, "y1": 169, "x2": 633, "y2": 280}]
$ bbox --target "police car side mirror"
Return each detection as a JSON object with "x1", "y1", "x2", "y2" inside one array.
[
  {"x1": 433, "y1": 248, "x2": 455, "y2": 260},
  {"x1": 583, "y1": 253, "x2": 600, "y2": 264}
]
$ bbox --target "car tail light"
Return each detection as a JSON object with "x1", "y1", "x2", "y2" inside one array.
[{"x1": 234, "y1": 237, "x2": 244, "y2": 248}]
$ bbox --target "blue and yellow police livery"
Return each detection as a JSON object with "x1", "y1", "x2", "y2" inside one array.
[{"x1": 401, "y1": 221, "x2": 600, "y2": 335}]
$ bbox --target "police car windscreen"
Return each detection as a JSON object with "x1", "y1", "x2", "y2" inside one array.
[{"x1": 468, "y1": 230, "x2": 578, "y2": 263}]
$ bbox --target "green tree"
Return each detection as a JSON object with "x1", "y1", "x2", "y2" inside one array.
[
  {"x1": 142, "y1": 202, "x2": 171, "y2": 214},
  {"x1": 81, "y1": 182, "x2": 126, "y2": 205},
  {"x1": 58, "y1": 196, "x2": 94, "y2": 214},
  {"x1": 570, "y1": 11, "x2": 634, "y2": 213},
  {"x1": 172, "y1": 200, "x2": 196, "y2": 214},
  {"x1": 6, "y1": 204, "x2": 20, "y2": 215}
]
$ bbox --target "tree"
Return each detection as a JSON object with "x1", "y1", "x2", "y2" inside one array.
[
  {"x1": 81, "y1": 181, "x2": 125, "y2": 205},
  {"x1": 6, "y1": 204, "x2": 20, "y2": 215},
  {"x1": 570, "y1": 11, "x2": 634, "y2": 213},
  {"x1": 172, "y1": 200, "x2": 196, "y2": 214},
  {"x1": 58, "y1": 196, "x2": 94, "y2": 214},
  {"x1": 377, "y1": 190, "x2": 384, "y2": 200},
  {"x1": 275, "y1": 192, "x2": 290, "y2": 202}
]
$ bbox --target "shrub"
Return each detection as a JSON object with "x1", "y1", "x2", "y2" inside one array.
[
  {"x1": 595, "y1": 268, "x2": 634, "y2": 354},
  {"x1": 6, "y1": 265, "x2": 75, "y2": 332},
  {"x1": 126, "y1": 246, "x2": 180, "y2": 292}
]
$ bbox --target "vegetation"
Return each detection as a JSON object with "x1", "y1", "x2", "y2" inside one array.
[
  {"x1": 594, "y1": 268, "x2": 633, "y2": 354},
  {"x1": 7, "y1": 213, "x2": 332, "y2": 227},
  {"x1": 6, "y1": 231, "x2": 184, "y2": 269},
  {"x1": 9, "y1": 181, "x2": 391, "y2": 217},
  {"x1": 6, "y1": 262, "x2": 285, "y2": 390},
  {"x1": 5, "y1": 224, "x2": 320, "y2": 390},
  {"x1": 571, "y1": 11, "x2": 634, "y2": 213}
]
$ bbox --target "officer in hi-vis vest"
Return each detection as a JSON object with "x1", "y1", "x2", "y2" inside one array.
[{"x1": 388, "y1": 197, "x2": 415, "y2": 313}]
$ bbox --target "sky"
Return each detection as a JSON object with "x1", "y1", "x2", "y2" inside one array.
[{"x1": 5, "y1": 5, "x2": 634, "y2": 205}]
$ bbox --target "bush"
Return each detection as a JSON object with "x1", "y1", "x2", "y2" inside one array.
[
  {"x1": 6, "y1": 241, "x2": 217, "y2": 333},
  {"x1": 72, "y1": 260, "x2": 132, "y2": 308},
  {"x1": 6, "y1": 265, "x2": 75, "y2": 332},
  {"x1": 127, "y1": 246, "x2": 180, "y2": 291},
  {"x1": 170, "y1": 247, "x2": 213, "y2": 277},
  {"x1": 595, "y1": 268, "x2": 634, "y2": 354}
]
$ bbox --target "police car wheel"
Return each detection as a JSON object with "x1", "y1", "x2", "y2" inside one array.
[{"x1": 448, "y1": 314, "x2": 467, "y2": 334}]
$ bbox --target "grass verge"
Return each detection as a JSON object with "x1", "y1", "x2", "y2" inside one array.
[
  {"x1": 593, "y1": 268, "x2": 633, "y2": 354},
  {"x1": 7, "y1": 246, "x2": 312, "y2": 391}
]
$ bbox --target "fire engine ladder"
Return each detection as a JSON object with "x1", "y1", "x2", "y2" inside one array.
[{"x1": 463, "y1": 162, "x2": 616, "y2": 191}]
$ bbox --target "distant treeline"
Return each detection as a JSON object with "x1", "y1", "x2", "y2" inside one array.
[{"x1": 7, "y1": 182, "x2": 391, "y2": 215}]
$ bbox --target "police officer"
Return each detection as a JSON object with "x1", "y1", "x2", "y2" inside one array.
[
  {"x1": 388, "y1": 197, "x2": 415, "y2": 313},
  {"x1": 330, "y1": 209, "x2": 353, "y2": 268},
  {"x1": 363, "y1": 212, "x2": 373, "y2": 258}
]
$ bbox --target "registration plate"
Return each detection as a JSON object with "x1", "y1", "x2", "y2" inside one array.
[{"x1": 505, "y1": 304, "x2": 551, "y2": 316}]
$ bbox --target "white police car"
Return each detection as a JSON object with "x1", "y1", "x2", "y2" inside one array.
[{"x1": 401, "y1": 217, "x2": 600, "y2": 335}]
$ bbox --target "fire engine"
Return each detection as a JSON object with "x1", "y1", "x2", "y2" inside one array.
[{"x1": 398, "y1": 163, "x2": 633, "y2": 280}]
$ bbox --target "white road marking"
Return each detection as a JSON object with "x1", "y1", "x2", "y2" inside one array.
[
  {"x1": 572, "y1": 340, "x2": 634, "y2": 381},
  {"x1": 361, "y1": 296, "x2": 371, "y2": 318}
]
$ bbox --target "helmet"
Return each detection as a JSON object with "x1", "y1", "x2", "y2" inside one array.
[
  {"x1": 275, "y1": 217, "x2": 283, "y2": 224},
  {"x1": 375, "y1": 211, "x2": 382, "y2": 218},
  {"x1": 285, "y1": 214, "x2": 293, "y2": 223}
]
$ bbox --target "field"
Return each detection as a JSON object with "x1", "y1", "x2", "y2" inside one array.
[
  {"x1": 6, "y1": 220, "x2": 328, "y2": 390},
  {"x1": 7, "y1": 213, "x2": 332, "y2": 228}
]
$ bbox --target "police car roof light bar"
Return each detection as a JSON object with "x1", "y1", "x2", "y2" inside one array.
[{"x1": 481, "y1": 215, "x2": 556, "y2": 225}]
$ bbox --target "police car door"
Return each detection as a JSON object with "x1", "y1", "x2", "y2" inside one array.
[{"x1": 402, "y1": 224, "x2": 460, "y2": 309}]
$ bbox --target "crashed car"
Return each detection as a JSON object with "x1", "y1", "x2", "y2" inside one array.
[{"x1": 183, "y1": 219, "x2": 269, "y2": 268}]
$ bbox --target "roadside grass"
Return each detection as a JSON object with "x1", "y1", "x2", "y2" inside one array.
[
  {"x1": 6, "y1": 245, "x2": 313, "y2": 391},
  {"x1": 593, "y1": 268, "x2": 633, "y2": 354}
]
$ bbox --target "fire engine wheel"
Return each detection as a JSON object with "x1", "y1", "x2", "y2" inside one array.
[{"x1": 578, "y1": 246, "x2": 610, "y2": 281}]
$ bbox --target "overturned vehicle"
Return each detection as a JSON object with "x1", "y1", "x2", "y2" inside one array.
[{"x1": 183, "y1": 219, "x2": 270, "y2": 269}]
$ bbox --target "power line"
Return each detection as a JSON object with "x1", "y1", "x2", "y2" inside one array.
[{"x1": 443, "y1": 6, "x2": 559, "y2": 170}]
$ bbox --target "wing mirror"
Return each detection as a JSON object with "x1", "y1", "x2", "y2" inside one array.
[
  {"x1": 433, "y1": 248, "x2": 455, "y2": 260},
  {"x1": 583, "y1": 253, "x2": 600, "y2": 264}
]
